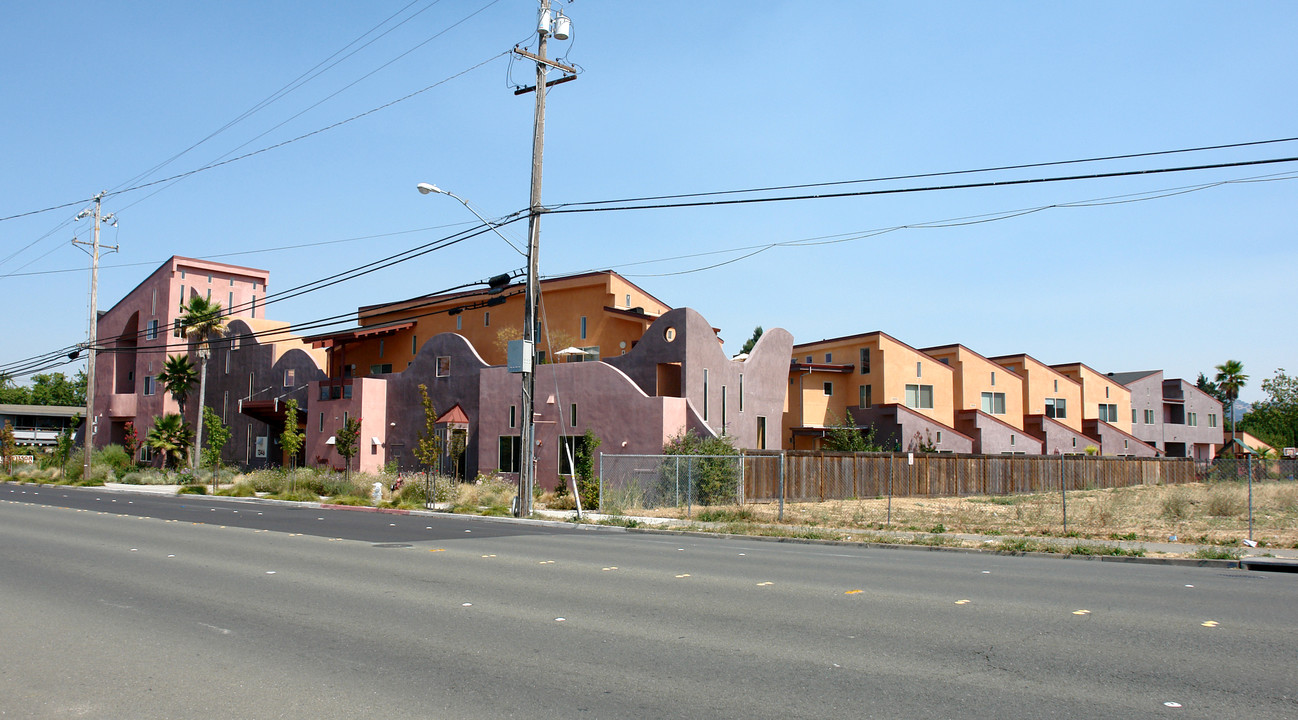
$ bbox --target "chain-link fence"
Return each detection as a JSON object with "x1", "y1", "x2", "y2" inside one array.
[{"x1": 597, "y1": 454, "x2": 745, "y2": 516}]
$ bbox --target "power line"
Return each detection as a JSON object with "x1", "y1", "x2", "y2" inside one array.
[
  {"x1": 545, "y1": 155, "x2": 1298, "y2": 215},
  {"x1": 549, "y1": 136, "x2": 1298, "y2": 210}
]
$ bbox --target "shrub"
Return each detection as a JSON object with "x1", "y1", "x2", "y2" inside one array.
[
  {"x1": 452, "y1": 475, "x2": 515, "y2": 515},
  {"x1": 96, "y1": 445, "x2": 134, "y2": 476},
  {"x1": 1206, "y1": 487, "x2": 1245, "y2": 517},
  {"x1": 177, "y1": 484, "x2": 206, "y2": 495},
  {"x1": 696, "y1": 507, "x2": 756, "y2": 523},
  {"x1": 270, "y1": 488, "x2": 321, "y2": 502},
  {"x1": 215, "y1": 482, "x2": 256, "y2": 497},
  {"x1": 660, "y1": 430, "x2": 740, "y2": 506},
  {"x1": 120, "y1": 469, "x2": 170, "y2": 485},
  {"x1": 1161, "y1": 489, "x2": 1192, "y2": 520}
]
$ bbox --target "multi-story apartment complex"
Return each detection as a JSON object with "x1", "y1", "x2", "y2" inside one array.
[
  {"x1": 1111, "y1": 370, "x2": 1223, "y2": 460},
  {"x1": 923, "y1": 344, "x2": 1039, "y2": 454}
]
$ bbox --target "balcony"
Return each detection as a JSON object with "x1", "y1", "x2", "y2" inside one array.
[{"x1": 104, "y1": 393, "x2": 137, "y2": 419}]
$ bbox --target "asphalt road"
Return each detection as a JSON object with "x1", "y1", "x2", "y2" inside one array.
[{"x1": 2, "y1": 483, "x2": 1296, "y2": 719}]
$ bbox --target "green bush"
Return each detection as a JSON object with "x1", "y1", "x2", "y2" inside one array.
[
  {"x1": 1161, "y1": 489, "x2": 1192, "y2": 520},
  {"x1": 96, "y1": 444, "x2": 134, "y2": 476},
  {"x1": 659, "y1": 430, "x2": 741, "y2": 507},
  {"x1": 215, "y1": 482, "x2": 256, "y2": 497},
  {"x1": 177, "y1": 484, "x2": 207, "y2": 495},
  {"x1": 270, "y1": 488, "x2": 321, "y2": 503}
]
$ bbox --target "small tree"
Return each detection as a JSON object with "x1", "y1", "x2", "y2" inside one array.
[
  {"x1": 1, "y1": 420, "x2": 17, "y2": 476},
  {"x1": 412, "y1": 384, "x2": 441, "y2": 498},
  {"x1": 574, "y1": 428, "x2": 602, "y2": 508},
  {"x1": 662, "y1": 429, "x2": 740, "y2": 506},
  {"x1": 739, "y1": 326, "x2": 763, "y2": 355},
  {"x1": 157, "y1": 355, "x2": 197, "y2": 416},
  {"x1": 145, "y1": 413, "x2": 194, "y2": 472},
  {"x1": 201, "y1": 406, "x2": 231, "y2": 490},
  {"x1": 822, "y1": 413, "x2": 884, "y2": 452},
  {"x1": 1215, "y1": 360, "x2": 1248, "y2": 443},
  {"x1": 280, "y1": 399, "x2": 304, "y2": 470},
  {"x1": 55, "y1": 418, "x2": 77, "y2": 478},
  {"x1": 122, "y1": 421, "x2": 141, "y2": 465},
  {"x1": 449, "y1": 431, "x2": 466, "y2": 482},
  {"x1": 335, "y1": 417, "x2": 363, "y2": 482}
]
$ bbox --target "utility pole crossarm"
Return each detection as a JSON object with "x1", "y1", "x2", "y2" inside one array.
[{"x1": 512, "y1": 47, "x2": 577, "y2": 74}]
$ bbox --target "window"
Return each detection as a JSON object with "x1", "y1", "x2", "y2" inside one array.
[
  {"x1": 206, "y1": 288, "x2": 211, "y2": 301},
  {"x1": 173, "y1": 319, "x2": 183, "y2": 338},
  {"x1": 147, "y1": 319, "x2": 159, "y2": 340},
  {"x1": 370, "y1": 364, "x2": 392, "y2": 376},
  {"x1": 509, "y1": 405, "x2": 517, "y2": 429},
  {"x1": 859, "y1": 384, "x2": 872, "y2": 409},
  {"x1": 1010, "y1": 434, "x2": 1016, "y2": 446},
  {"x1": 319, "y1": 412, "x2": 324, "y2": 433},
  {"x1": 436, "y1": 357, "x2": 450, "y2": 377},
  {"x1": 498, "y1": 436, "x2": 522, "y2": 473},
  {"x1": 180, "y1": 270, "x2": 186, "y2": 279},
  {"x1": 580, "y1": 316, "x2": 588, "y2": 340},
  {"x1": 936, "y1": 431, "x2": 943, "y2": 443},
  {"x1": 823, "y1": 381, "x2": 833, "y2": 396},
  {"x1": 626, "y1": 294, "x2": 631, "y2": 307},
  {"x1": 721, "y1": 386, "x2": 727, "y2": 429},
  {"x1": 738, "y1": 374, "x2": 744, "y2": 412},
  {"x1": 250, "y1": 296, "x2": 256, "y2": 318},
  {"x1": 230, "y1": 278, "x2": 234, "y2": 286},
  {"x1": 228, "y1": 291, "x2": 233, "y2": 311},
  {"x1": 1132, "y1": 409, "x2": 1138, "y2": 424},
  {"x1": 1105, "y1": 386, "x2": 1110, "y2": 399},
  {"x1": 1208, "y1": 414, "x2": 1218, "y2": 428},
  {"x1": 151, "y1": 289, "x2": 157, "y2": 315},
  {"x1": 570, "y1": 403, "x2": 578, "y2": 427},
  {"x1": 859, "y1": 348, "x2": 870, "y2": 374},
  {"x1": 379, "y1": 340, "x2": 384, "y2": 359},
  {"x1": 805, "y1": 355, "x2": 813, "y2": 364},
  {"x1": 224, "y1": 349, "x2": 230, "y2": 374},
  {"x1": 558, "y1": 435, "x2": 590, "y2": 475},
  {"x1": 139, "y1": 445, "x2": 153, "y2": 463},
  {"x1": 981, "y1": 392, "x2": 1006, "y2": 415},
  {"x1": 756, "y1": 417, "x2": 767, "y2": 450},
  {"x1": 413, "y1": 335, "x2": 419, "y2": 355},
  {"x1": 484, "y1": 311, "x2": 490, "y2": 327},
  {"x1": 916, "y1": 362, "x2": 922, "y2": 378},
  {"x1": 1188, "y1": 412, "x2": 1198, "y2": 427},
  {"x1": 1045, "y1": 398, "x2": 1067, "y2": 419},
  {"x1": 905, "y1": 384, "x2": 934, "y2": 409},
  {"x1": 1144, "y1": 409, "x2": 1155, "y2": 425},
  {"x1": 1097, "y1": 403, "x2": 1118, "y2": 422},
  {"x1": 1054, "y1": 379, "x2": 1059, "y2": 393},
  {"x1": 207, "y1": 274, "x2": 212, "y2": 283},
  {"x1": 143, "y1": 376, "x2": 155, "y2": 395},
  {"x1": 825, "y1": 353, "x2": 832, "y2": 363},
  {"x1": 456, "y1": 315, "x2": 462, "y2": 330},
  {"x1": 703, "y1": 368, "x2": 709, "y2": 421},
  {"x1": 990, "y1": 371, "x2": 996, "y2": 386},
  {"x1": 284, "y1": 369, "x2": 295, "y2": 387}
]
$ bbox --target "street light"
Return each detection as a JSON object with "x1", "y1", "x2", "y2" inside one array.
[{"x1": 416, "y1": 183, "x2": 524, "y2": 256}]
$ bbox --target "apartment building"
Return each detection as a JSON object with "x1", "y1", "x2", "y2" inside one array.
[
  {"x1": 1113, "y1": 370, "x2": 1223, "y2": 460},
  {"x1": 785, "y1": 332, "x2": 971, "y2": 452},
  {"x1": 923, "y1": 344, "x2": 1039, "y2": 454}
]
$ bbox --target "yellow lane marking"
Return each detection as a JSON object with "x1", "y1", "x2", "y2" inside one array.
[
  {"x1": 429, "y1": 548, "x2": 446, "y2": 553},
  {"x1": 1201, "y1": 621, "x2": 1219, "y2": 628},
  {"x1": 845, "y1": 589, "x2": 863, "y2": 595}
]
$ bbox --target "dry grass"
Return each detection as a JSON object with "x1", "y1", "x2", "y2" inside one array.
[{"x1": 623, "y1": 480, "x2": 1298, "y2": 549}]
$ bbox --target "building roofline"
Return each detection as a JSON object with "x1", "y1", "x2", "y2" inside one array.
[
  {"x1": 922, "y1": 343, "x2": 1027, "y2": 381},
  {"x1": 357, "y1": 269, "x2": 670, "y2": 317}
]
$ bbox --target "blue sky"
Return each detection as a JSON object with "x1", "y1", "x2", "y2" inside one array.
[{"x1": 2, "y1": 2, "x2": 1294, "y2": 401}]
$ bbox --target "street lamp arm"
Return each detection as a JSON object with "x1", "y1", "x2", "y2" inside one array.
[{"x1": 417, "y1": 182, "x2": 525, "y2": 256}]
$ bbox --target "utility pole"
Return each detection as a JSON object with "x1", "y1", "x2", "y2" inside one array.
[
  {"x1": 73, "y1": 193, "x2": 116, "y2": 479},
  {"x1": 514, "y1": 0, "x2": 575, "y2": 516}
]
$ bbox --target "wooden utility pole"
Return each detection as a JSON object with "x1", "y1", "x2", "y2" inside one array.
[{"x1": 74, "y1": 193, "x2": 115, "y2": 479}]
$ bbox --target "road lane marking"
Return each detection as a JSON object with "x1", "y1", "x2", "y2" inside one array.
[
  {"x1": 954, "y1": 599, "x2": 971, "y2": 605},
  {"x1": 539, "y1": 560, "x2": 555, "y2": 564},
  {"x1": 429, "y1": 548, "x2": 446, "y2": 553},
  {"x1": 482, "y1": 554, "x2": 497, "y2": 558},
  {"x1": 602, "y1": 566, "x2": 617, "y2": 571},
  {"x1": 756, "y1": 582, "x2": 773, "y2": 586},
  {"x1": 1201, "y1": 621, "x2": 1218, "y2": 628},
  {"x1": 845, "y1": 590, "x2": 863, "y2": 595},
  {"x1": 675, "y1": 574, "x2": 690, "y2": 578},
  {"x1": 1073, "y1": 610, "x2": 1091, "y2": 615}
]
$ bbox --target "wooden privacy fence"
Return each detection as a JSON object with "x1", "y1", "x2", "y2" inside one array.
[{"x1": 741, "y1": 451, "x2": 1197, "y2": 503}]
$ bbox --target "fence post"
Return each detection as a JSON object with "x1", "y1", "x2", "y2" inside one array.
[
  {"x1": 598, "y1": 452, "x2": 603, "y2": 515},
  {"x1": 1060, "y1": 453, "x2": 1067, "y2": 535},
  {"x1": 739, "y1": 453, "x2": 746, "y2": 506},
  {"x1": 687, "y1": 456, "x2": 693, "y2": 518},
  {"x1": 887, "y1": 454, "x2": 893, "y2": 526},
  {"x1": 674, "y1": 456, "x2": 681, "y2": 508},
  {"x1": 778, "y1": 451, "x2": 786, "y2": 522},
  {"x1": 1248, "y1": 454, "x2": 1254, "y2": 543}
]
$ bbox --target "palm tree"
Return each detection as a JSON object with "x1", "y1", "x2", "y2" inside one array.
[
  {"x1": 145, "y1": 413, "x2": 194, "y2": 472},
  {"x1": 1214, "y1": 360, "x2": 1248, "y2": 444},
  {"x1": 181, "y1": 296, "x2": 227, "y2": 469},
  {"x1": 156, "y1": 354, "x2": 197, "y2": 416}
]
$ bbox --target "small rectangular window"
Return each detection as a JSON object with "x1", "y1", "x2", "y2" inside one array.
[
  {"x1": 625, "y1": 294, "x2": 631, "y2": 307},
  {"x1": 413, "y1": 335, "x2": 418, "y2": 355},
  {"x1": 805, "y1": 356, "x2": 813, "y2": 364},
  {"x1": 825, "y1": 353, "x2": 832, "y2": 363},
  {"x1": 151, "y1": 289, "x2": 157, "y2": 315},
  {"x1": 456, "y1": 315, "x2": 462, "y2": 330},
  {"x1": 499, "y1": 436, "x2": 522, "y2": 473},
  {"x1": 823, "y1": 381, "x2": 833, "y2": 396},
  {"x1": 1188, "y1": 412, "x2": 1198, "y2": 427},
  {"x1": 1145, "y1": 409, "x2": 1155, "y2": 424},
  {"x1": 143, "y1": 376, "x2": 155, "y2": 395},
  {"x1": 703, "y1": 368, "x2": 710, "y2": 421},
  {"x1": 319, "y1": 412, "x2": 324, "y2": 433},
  {"x1": 147, "y1": 319, "x2": 159, "y2": 340},
  {"x1": 228, "y1": 291, "x2": 233, "y2": 311},
  {"x1": 860, "y1": 348, "x2": 870, "y2": 374},
  {"x1": 379, "y1": 340, "x2": 384, "y2": 359},
  {"x1": 580, "y1": 316, "x2": 588, "y2": 340},
  {"x1": 1054, "y1": 379, "x2": 1059, "y2": 393},
  {"x1": 509, "y1": 405, "x2": 517, "y2": 429},
  {"x1": 251, "y1": 296, "x2": 257, "y2": 318},
  {"x1": 1133, "y1": 408, "x2": 1138, "y2": 424},
  {"x1": 173, "y1": 319, "x2": 183, "y2": 338},
  {"x1": 436, "y1": 357, "x2": 450, "y2": 377},
  {"x1": 285, "y1": 369, "x2": 295, "y2": 387},
  {"x1": 859, "y1": 384, "x2": 872, "y2": 409},
  {"x1": 570, "y1": 403, "x2": 578, "y2": 427},
  {"x1": 905, "y1": 384, "x2": 934, "y2": 409},
  {"x1": 484, "y1": 311, "x2": 490, "y2": 327},
  {"x1": 990, "y1": 371, "x2": 996, "y2": 386},
  {"x1": 206, "y1": 288, "x2": 211, "y2": 301},
  {"x1": 738, "y1": 373, "x2": 744, "y2": 412},
  {"x1": 916, "y1": 361, "x2": 922, "y2": 378},
  {"x1": 756, "y1": 416, "x2": 767, "y2": 450}
]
